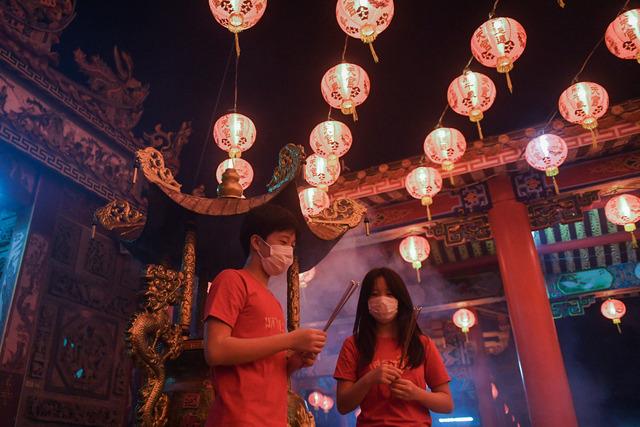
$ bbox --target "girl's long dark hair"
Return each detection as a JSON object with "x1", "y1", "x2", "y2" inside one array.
[{"x1": 354, "y1": 267, "x2": 425, "y2": 369}]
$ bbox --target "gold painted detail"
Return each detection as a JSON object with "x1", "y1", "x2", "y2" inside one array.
[
  {"x1": 94, "y1": 199, "x2": 145, "y2": 233},
  {"x1": 179, "y1": 230, "x2": 196, "y2": 335},
  {"x1": 307, "y1": 198, "x2": 367, "y2": 240},
  {"x1": 136, "y1": 147, "x2": 182, "y2": 192},
  {"x1": 267, "y1": 144, "x2": 306, "y2": 193},
  {"x1": 286, "y1": 256, "x2": 301, "y2": 332},
  {"x1": 426, "y1": 216, "x2": 493, "y2": 247},
  {"x1": 288, "y1": 389, "x2": 316, "y2": 427},
  {"x1": 528, "y1": 191, "x2": 599, "y2": 231},
  {"x1": 143, "y1": 121, "x2": 193, "y2": 175}
]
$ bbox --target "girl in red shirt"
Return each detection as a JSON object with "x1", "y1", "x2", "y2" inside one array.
[{"x1": 334, "y1": 267, "x2": 453, "y2": 426}]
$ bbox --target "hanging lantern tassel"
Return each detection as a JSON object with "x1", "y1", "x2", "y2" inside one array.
[
  {"x1": 589, "y1": 128, "x2": 598, "y2": 148},
  {"x1": 132, "y1": 166, "x2": 138, "y2": 185},
  {"x1": 413, "y1": 261, "x2": 422, "y2": 283},
  {"x1": 364, "y1": 215, "x2": 371, "y2": 236},
  {"x1": 352, "y1": 105, "x2": 358, "y2": 122},
  {"x1": 368, "y1": 42, "x2": 379, "y2": 63},
  {"x1": 613, "y1": 318, "x2": 622, "y2": 334},
  {"x1": 557, "y1": 0, "x2": 566, "y2": 7},
  {"x1": 474, "y1": 120, "x2": 484, "y2": 140},
  {"x1": 91, "y1": 223, "x2": 96, "y2": 240},
  {"x1": 547, "y1": 167, "x2": 560, "y2": 195},
  {"x1": 234, "y1": 32, "x2": 241, "y2": 58},
  {"x1": 625, "y1": 224, "x2": 638, "y2": 248},
  {"x1": 505, "y1": 71, "x2": 513, "y2": 94},
  {"x1": 463, "y1": 328, "x2": 470, "y2": 343},
  {"x1": 422, "y1": 197, "x2": 433, "y2": 222}
]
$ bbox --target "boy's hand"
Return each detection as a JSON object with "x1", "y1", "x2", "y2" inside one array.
[
  {"x1": 299, "y1": 351, "x2": 317, "y2": 367},
  {"x1": 289, "y1": 328, "x2": 326, "y2": 353}
]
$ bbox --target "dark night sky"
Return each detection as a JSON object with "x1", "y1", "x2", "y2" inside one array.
[{"x1": 55, "y1": 1, "x2": 640, "y2": 195}]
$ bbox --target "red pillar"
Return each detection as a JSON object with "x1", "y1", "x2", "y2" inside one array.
[{"x1": 487, "y1": 175, "x2": 578, "y2": 427}]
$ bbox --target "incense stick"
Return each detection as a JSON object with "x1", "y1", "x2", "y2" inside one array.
[
  {"x1": 323, "y1": 280, "x2": 360, "y2": 332},
  {"x1": 401, "y1": 306, "x2": 423, "y2": 369}
]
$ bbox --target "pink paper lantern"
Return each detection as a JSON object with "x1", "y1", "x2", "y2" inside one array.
[
  {"x1": 525, "y1": 134, "x2": 568, "y2": 194},
  {"x1": 321, "y1": 63, "x2": 370, "y2": 121},
  {"x1": 399, "y1": 235, "x2": 430, "y2": 282},
  {"x1": 309, "y1": 120, "x2": 353, "y2": 166},
  {"x1": 336, "y1": 0, "x2": 394, "y2": 62},
  {"x1": 600, "y1": 298, "x2": 626, "y2": 333},
  {"x1": 299, "y1": 187, "x2": 330, "y2": 218},
  {"x1": 404, "y1": 167, "x2": 442, "y2": 221},
  {"x1": 213, "y1": 113, "x2": 256, "y2": 158},
  {"x1": 320, "y1": 395, "x2": 334, "y2": 413},
  {"x1": 471, "y1": 17, "x2": 527, "y2": 93},
  {"x1": 208, "y1": 0, "x2": 267, "y2": 55},
  {"x1": 308, "y1": 391, "x2": 323, "y2": 410},
  {"x1": 453, "y1": 308, "x2": 476, "y2": 334},
  {"x1": 423, "y1": 127, "x2": 467, "y2": 173},
  {"x1": 447, "y1": 70, "x2": 496, "y2": 140},
  {"x1": 558, "y1": 82, "x2": 609, "y2": 147},
  {"x1": 605, "y1": 194, "x2": 640, "y2": 248},
  {"x1": 605, "y1": 9, "x2": 640, "y2": 63},
  {"x1": 304, "y1": 154, "x2": 341, "y2": 190},
  {"x1": 215, "y1": 158, "x2": 254, "y2": 190}
]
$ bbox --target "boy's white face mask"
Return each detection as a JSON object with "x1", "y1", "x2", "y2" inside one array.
[{"x1": 258, "y1": 238, "x2": 294, "y2": 276}]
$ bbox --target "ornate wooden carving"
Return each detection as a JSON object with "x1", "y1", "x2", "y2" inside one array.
[
  {"x1": 307, "y1": 198, "x2": 367, "y2": 240},
  {"x1": 94, "y1": 199, "x2": 146, "y2": 237},
  {"x1": 267, "y1": 144, "x2": 306, "y2": 193},
  {"x1": 135, "y1": 147, "x2": 182, "y2": 192},
  {"x1": 143, "y1": 121, "x2": 192, "y2": 175},
  {"x1": 179, "y1": 229, "x2": 196, "y2": 335},
  {"x1": 528, "y1": 191, "x2": 600, "y2": 230},
  {"x1": 426, "y1": 216, "x2": 493, "y2": 246}
]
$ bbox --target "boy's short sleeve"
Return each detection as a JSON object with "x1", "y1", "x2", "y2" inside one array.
[
  {"x1": 334, "y1": 336, "x2": 359, "y2": 382},
  {"x1": 423, "y1": 336, "x2": 451, "y2": 388},
  {"x1": 203, "y1": 269, "x2": 247, "y2": 328}
]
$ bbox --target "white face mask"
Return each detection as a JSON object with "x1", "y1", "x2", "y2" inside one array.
[
  {"x1": 257, "y1": 238, "x2": 294, "y2": 277},
  {"x1": 368, "y1": 296, "x2": 398, "y2": 324}
]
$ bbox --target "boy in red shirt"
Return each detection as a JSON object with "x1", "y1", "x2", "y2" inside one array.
[{"x1": 203, "y1": 204, "x2": 327, "y2": 427}]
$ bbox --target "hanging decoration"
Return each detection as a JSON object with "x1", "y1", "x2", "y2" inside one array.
[
  {"x1": 423, "y1": 127, "x2": 467, "y2": 182},
  {"x1": 308, "y1": 391, "x2": 323, "y2": 411},
  {"x1": 471, "y1": 17, "x2": 527, "y2": 93},
  {"x1": 304, "y1": 154, "x2": 341, "y2": 190},
  {"x1": 399, "y1": 235, "x2": 430, "y2": 283},
  {"x1": 525, "y1": 134, "x2": 568, "y2": 194},
  {"x1": 600, "y1": 298, "x2": 626, "y2": 333},
  {"x1": 208, "y1": 0, "x2": 267, "y2": 57},
  {"x1": 321, "y1": 63, "x2": 370, "y2": 121},
  {"x1": 309, "y1": 120, "x2": 353, "y2": 167},
  {"x1": 320, "y1": 395, "x2": 334, "y2": 414},
  {"x1": 213, "y1": 112, "x2": 257, "y2": 158},
  {"x1": 215, "y1": 158, "x2": 254, "y2": 190},
  {"x1": 404, "y1": 166, "x2": 443, "y2": 221},
  {"x1": 447, "y1": 70, "x2": 497, "y2": 140},
  {"x1": 558, "y1": 82, "x2": 609, "y2": 147},
  {"x1": 299, "y1": 187, "x2": 331, "y2": 217},
  {"x1": 605, "y1": 9, "x2": 640, "y2": 64},
  {"x1": 335, "y1": 0, "x2": 395, "y2": 63},
  {"x1": 452, "y1": 308, "x2": 476, "y2": 341},
  {"x1": 299, "y1": 267, "x2": 317, "y2": 289},
  {"x1": 604, "y1": 194, "x2": 640, "y2": 248}
]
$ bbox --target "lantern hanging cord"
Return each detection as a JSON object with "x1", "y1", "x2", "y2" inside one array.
[
  {"x1": 233, "y1": 38, "x2": 240, "y2": 112},
  {"x1": 341, "y1": 34, "x2": 349, "y2": 62},
  {"x1": 434, "y1": 0, "x2": 501, "y2": 129},
  {"x1": 542, "y1": 0, "x2": 630, "y2": 133},
  {"x1": 192, "y1": 41, "x2": 234, "y2": 188}
]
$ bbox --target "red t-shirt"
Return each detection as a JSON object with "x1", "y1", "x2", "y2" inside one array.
[
  {"x1": 334, "y1": 335, "x2": 450, "y2": 427},
  {"x1": 203, "y1": 269, "x2": 288, "y2": 427}
]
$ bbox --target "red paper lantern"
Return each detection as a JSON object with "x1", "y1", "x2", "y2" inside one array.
[
  {"x1": 447, "y1": 70, "x2": 496, "y2": 140},
  {"x1": 213, "y1": 113, "x2": 256, "y2": 158},
  {"x1": 558, "y1": 82, "x2": 609, "y2": 147},
  {"x1": 299, "y1": 187, "x2": 331, "y2": 218},
  {"x1": 215, "y1": 158, "x2": 254, "y2": 190},
  {"x1": 320, "y1": 395, "x2": 334, "y2": 413},
  {"x1": 404, "y1": 167, "x2": 442, "y2": 221},
  {"x1": 208, "y1": 0, "x2": 267, "y2": 55},
  {"x1": 321, "y1": 63, "x2": 370, "y2": 121},
  {"x1": 525, "y1": 134, "x2": 568, "y2": 194},
  {"x1": 308, "y1": 391, "x2": 323, "y2": 410},
  {"x1": 605, "y1": 194, "x2": 640, "y2": 248},
  {"x1": 304, "y1": 154, "x2": 341, "y2": 190},
  {"x1": 471, "y1": 17, "x2": 527, "y2": 93},
  {"x1": 601, "y1": 298, "x2": 626, "y2": 333},
  {"x1": 605, "y1": 9, "x2": 640, "y2": 63},
  {"x1": 423, "y1": 127, "x2": 467, "y2": 176},
  {"x1": 309, "y1": 120, "x2": 353, "y2": 166},
  {"x1": 453, "y1": 308, "x2": 476, "y2": 337},
  {"x1": 336, "y1": 0, "x2": 394, "y2": 63},
  {"x1": 399, "y1": 235, "x2": 430, "y2": 282}
]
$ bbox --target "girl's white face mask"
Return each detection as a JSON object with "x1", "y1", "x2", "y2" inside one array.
[
  {"x1": 368, "y1": 296, "x2": 398, "y2": 324},
  {"x1": 257, "y1": 238, "x2": 294, "y2": 276}
]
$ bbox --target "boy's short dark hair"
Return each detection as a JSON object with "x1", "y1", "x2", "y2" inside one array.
[{"x1": 239, "y1": 204, "x2": 300, "y2": 256}]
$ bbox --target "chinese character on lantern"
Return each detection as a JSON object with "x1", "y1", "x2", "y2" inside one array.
[
  {"x1": 399, "y1": 235, "x2": 430, "y2": 283},
  {"x1": 216, "y1": 158, "x2": 254, "y2": 191},
  {"x1": 404, "y1": 166, "x2": 442, "y2": 221},
  {"x1": 305, "y1": 154, "x2": 341, "y2": 191},
  {"x1": 309, "y1": 120, "x2": 353, "y2": 167},
  {"x1": 423, "y1": 127, "x2": 467, "y2": 182},
  {"x1": 321, "y1": 63, "x2": 370, "y2": 121},
  {"x1": 299, "y1": 187, "x2": 331, "y2": 218},
  {"x1": 558, "y1": 82, "x2": 609, "y2": 147},
  {"x1": 525, "y1": 134, "x2": 568, "y2": 194},
  {"x1": 605, "y1": 194, "x2": 640, "y2": 248},
  {"x1": 453, "y1": 308, "x2": 476, "y2": 341},
  {"x1": 471, "y1": 17, "x2": 527, "y2": 93},
  {"x1": 208, "y1": 0, "x2": 267, "y2": 56},
  {"x1": 213, "y1": 112, "x2": 257, "y2": 158},
  {"x1": 336, "y1": 0, "x2": 394, "y2": 63},
  {"x1": 447, "y1": 70, "x2": 496, "y2": 140},
  {"x1": 600, "y1": 298, "x2": 626, "y2": 333},
  {"x1": 605, "y1": 9, "x2": 640, "y2": 64}
]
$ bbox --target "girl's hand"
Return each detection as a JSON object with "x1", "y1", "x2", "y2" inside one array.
[
  {"x1": 368, "y1": 361, "x2": 403, "y2": 385},
  {"x1": 390, "y1": 378, "x2": 420, "y2": 401}
]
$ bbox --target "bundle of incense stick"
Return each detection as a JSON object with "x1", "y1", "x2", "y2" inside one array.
[
  {"x1": 401, "y1": 306, "x2": 423, "y2": 369},
  {"x1": 323, "y1": 280, "x2": 360, "y2": 332}
]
